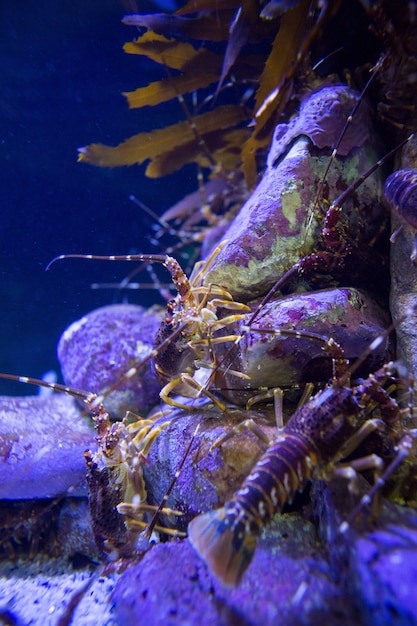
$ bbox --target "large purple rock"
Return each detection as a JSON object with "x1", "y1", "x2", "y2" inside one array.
[
  {"x1": 140, "y1": 403, "x2": 277, "y2": 528},
  {"x1": 0, "y1": 394, "x2": 95, "y2": 499},
  {"x1": 58, "y1": 304, "x2": 164, "y2": 419},
  {"x1": 215, "y1": 287, "x2": 392, "y2": 405},
  {"x1": 114, "y1": 516, "x2": 354, "y2": 626},
  {"x1": 271, "y1": 85, "x2": 370, "y2": 155},
  {"x1": 205, "y1": 85, "x2": 386, "y2": 300},
  {"x1": 312, "y1": 478, "x2": 417, "y2": 626},
  {"x1": 389, "y1": 135, "x2": 417, "y2": 386}
]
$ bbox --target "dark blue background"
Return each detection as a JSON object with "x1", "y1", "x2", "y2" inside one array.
[
  {"x1": 0, "y1": 1, "x2": 380, "y2": 396},
  {"x1": 0, "y1": 0, "x2": 193, "y2": 394}
]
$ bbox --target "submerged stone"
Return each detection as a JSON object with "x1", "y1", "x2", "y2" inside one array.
[
  {"x1": 313, "y1": 478, "x2": 417, "y2": 626},
  {"x1": 58, "y1": 303, "x2": 164, "y2": 419},
  {"x1": 389, "y1": 135, "x2": 417, "y2": 386},
  {"x1": 215, "y1": 287, "x2": 392, "y2": 406},
  {"x1": 113, "y1": 516, "x2": 355, "y2": 626},
  {"x1": 205, "y1": 85, "x2": 386, "y2": 301},
  {"x1": 142, "y1": 403, "x2": 277, "y2": 528},
  {"x1": 0, "y1": 394, "x2": 95, "y2": 499}
]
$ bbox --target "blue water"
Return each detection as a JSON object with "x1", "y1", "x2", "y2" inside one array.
[{"x1": 0, "y1": 0, "x2": 192, "y2": 395}]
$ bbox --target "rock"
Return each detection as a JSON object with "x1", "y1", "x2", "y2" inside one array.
[
  {"x1": 57, "y1": 303, "x2": 164, "y2": 419},
  {"x1": 204, "y1": 85, "x2": 387, "y2": 301},
  {"x1": 353, "y1": 524, "x2": 417, "y2": 626},
  {"x1": 398, "y1": 134, "x2": 417, "y2": 171},
  {"x1": 389, "y1": 135, "x2": 417, "y2": 382},
  {"x1": 55, "y1": 498, "x2": 99, "y2": 561},
  {"x1": 114, "y1": 514, "x2": 355, "y2": 626},
  {"x1": 141, "y1": 403, "x2": 277, "y2": 530},
  {"x1": 312, "y1": 478, "x2": 417, "y2": 626},
  {"x1": 0, "y1": 394, "x2": 95, "y2": 499},
  {"x1": 269, "y1": 85, "x2": 371, "y2": 160},
  {"x1": 215, "y1": 287, "x2": 392, "y2": 406},
  {"x1": 390, "y1": 291, "x2": 417, "y2": 389}
]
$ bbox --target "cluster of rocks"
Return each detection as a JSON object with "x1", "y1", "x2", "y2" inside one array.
[{"x1": 1, "y1": 84, "x2": 417, "y2": 624}]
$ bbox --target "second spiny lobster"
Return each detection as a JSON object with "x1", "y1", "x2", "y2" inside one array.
[{"x1": 188, "y1": 357, "x2": 414, "y2": 586}]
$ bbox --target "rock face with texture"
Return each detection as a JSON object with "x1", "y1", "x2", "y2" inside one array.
[
  {"x1": 389, "y1": 135, "x2": 417, "y2": 385},
  {"x1": 113, "y1": 516, "x2": 356, "y2": 626},
  {"x1": 142, "y1": 404, "x2": 277, "y2": 529},
  {"x1": 312, "y1": 478, "x2": 417, "y2": 626},
  {"x1": 0, "y1": 394, "x2": 95, "y2": 499},
  {"x1": 215, "y1": 287, "x2": 392, "y2": 405},
  {"x1": 205, "y1": 85, "x2": 387, "y2": 301},
  {"x1": 58, "y1": 303, "x2": 164, "y2": 419}
]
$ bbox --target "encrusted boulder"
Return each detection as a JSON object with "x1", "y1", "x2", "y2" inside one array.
[
  {"x1": 205, "y1": 85, "x2": 387, "y2": 300},
  {"x1": 58, "y1": 303, "x2": 164, "y2": 419},
  {"x1": 0, "y1": 394, "x2": 95, "y2": 499},
  {"x1": 215, "y1": 287, "x2": 392, "y2": 406},
  {"x1": 389, "y1": 135, "x2": 417, "y2": 384},
  {"x1": 113, "y1": 517, "x2": 352, "y2": 626},
  {"x1": 141, "y1": 403, "x2": 277, "y2": 529},
  {"x1": 312, "y1": 478, "x2": 417, "y2": 626}
]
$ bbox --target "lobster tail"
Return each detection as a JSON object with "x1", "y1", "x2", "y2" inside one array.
[{"x1": 188, "y1": 508, "x2": 257, "y2": 587}]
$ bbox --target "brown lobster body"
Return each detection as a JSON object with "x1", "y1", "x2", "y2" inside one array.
[{"x1": 188, "y1": 364, "x2": 402, "y2": 586}]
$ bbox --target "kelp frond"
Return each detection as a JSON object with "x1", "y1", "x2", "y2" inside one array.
[
  {"x1": 79, "y1": 0, "x2": 342, "y2": 191},
  {"x1": 122, "y1": 32, "x2": 223, "y2": 108},
  {"x1": 78, "y1": 105, "x2": 249, "y2": 176}
]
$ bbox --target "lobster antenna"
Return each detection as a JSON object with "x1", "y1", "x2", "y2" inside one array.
[
  {"x1": 303, "y1": 54, "x2": 386, "y2": 250},
  {"x1": 144, "y1": 423, "x2": 200, "y2": 538},
  {"x1": 0, "y1": 373, "x2": 92, "y2": 404}
]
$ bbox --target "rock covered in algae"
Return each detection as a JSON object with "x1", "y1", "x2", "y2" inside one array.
[
  {"x1": 269, "y1": 84, "x2": 371, "y2": 160},
  {"x1": 0, "y1": 394, "x2": 95, "y2": 499},
  {"x1": 312, "y1": 478, "x2": 417, "y2": 626},
  {"x1": 58, "y1": 303, "x2": 164, "y2": 419},
  {"x1": 113, "y1": 516, "x2": 356, "y2": 626},
  {"x1": 215, "y1": 287, "x2": 392, "y2": 406},
  {"x1": 142, "y1": 403, "x2": 277, "y2": 529},
  {"x1": 389, "y1": 134, "x2": 417, "y2": 385},
  {"x1": 205, "y1": 85, "x2": 386, "y2": 300}
]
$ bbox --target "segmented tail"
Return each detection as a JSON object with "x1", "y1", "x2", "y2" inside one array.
[{"x1": 188, "y1": 508, "x2": 257, "y2": 587}]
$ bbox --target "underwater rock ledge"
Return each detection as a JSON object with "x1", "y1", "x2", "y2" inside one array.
[{"x1": 0, "y1": 394, "x2": 95, "y2": 499}]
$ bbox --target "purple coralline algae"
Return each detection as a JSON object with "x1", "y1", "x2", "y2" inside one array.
[
  {"x1": 113, "y1": 517, "x2": 356, "y2": 626},
  {"x1": 216, "y1": 287, "x2": 392, "y2": 405},
  {"x1": 270, "y1": 85, "x2": 370, "y2": 159},
  {"x1": 143, "y1": 405, "x2": 277, "y2": 526},
  {"x1": 0, "y1": 394, "x2": 95, "y2": 499},
  {"x1": 204, "y1": 85, "x2": 386, "y2": 300},
  {"x1": 57, "y1": 303, "x2": 164, "y2": 418}
]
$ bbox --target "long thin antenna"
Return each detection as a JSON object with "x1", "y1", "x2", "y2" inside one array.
[{"x1": 144, "y1": 423, "x2": 200, "y2": 538}]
